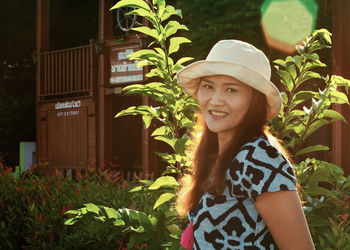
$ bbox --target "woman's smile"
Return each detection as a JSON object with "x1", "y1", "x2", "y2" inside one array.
[{"x1": 208, "y1": 109, "x2": 228, "y2": 119}]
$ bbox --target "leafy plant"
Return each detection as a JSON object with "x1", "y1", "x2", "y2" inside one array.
[
  {"x1": 65, "y1": 176, "x2": 183, "y2": 249},
  {"x1": 111, "y1": 0, "x2": 197, "y2": 177},
  {"x1": 270, "y1": 29, "x2": 350, "y2": 249},
  {"x1": 295, "y1": 158, "x2": 350, "y2": 249},
  {"x1": 270, "y1": 29, "x2": 350, "y2": 157},
  {"x1": 0, "y1": 163, "x2": 133, "y2": 249}
]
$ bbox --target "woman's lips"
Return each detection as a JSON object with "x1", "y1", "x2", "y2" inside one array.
[{"x1": 209, "y1": 110, "x2": 228, "y2": 120}]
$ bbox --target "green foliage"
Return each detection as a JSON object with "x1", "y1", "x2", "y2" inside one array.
[
  {"x1": 270, "y1": 29, "x2": 350, "y2": 249},
  {"x1": 270, "y1": 29, "x2": 350, "y2": 156},
  {"x1": 0, "y1": 164, "x2": 132, "y2": 249},
  {"x1": 112, "y1": 0, "x2": 197, "y2": 177},
  {"x1": 66, "y1": 176, "x2": 184, "y2": 249},
  {"x1": 295, "y1": 158, "x2": 350, "y2": 249}
]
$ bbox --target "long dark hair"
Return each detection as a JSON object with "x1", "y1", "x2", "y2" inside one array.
[{"x1": 176, "y1": 88, "x2": 268, "y2": 215}]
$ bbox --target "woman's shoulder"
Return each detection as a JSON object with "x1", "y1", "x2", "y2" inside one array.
[{"x1": 235, "y1": 135, "x2": 290, "y2": 166}]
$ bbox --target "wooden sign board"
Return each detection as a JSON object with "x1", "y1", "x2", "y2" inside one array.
[{"x1": 108, "y1": 45, "x2": 144, "y2": 85}]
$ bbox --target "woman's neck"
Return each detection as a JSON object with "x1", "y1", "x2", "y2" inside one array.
[{"x1": 217, "y1": 130, "x2": 235, "y2": 155}]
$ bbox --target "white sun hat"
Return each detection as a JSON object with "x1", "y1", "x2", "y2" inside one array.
[{"x1": 176, "y1": 39, "x2": 282, "y2": 120}]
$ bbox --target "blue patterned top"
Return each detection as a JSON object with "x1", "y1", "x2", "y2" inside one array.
[{"x1": 191, "y1": 136, "x2": 297, "y2": 249}]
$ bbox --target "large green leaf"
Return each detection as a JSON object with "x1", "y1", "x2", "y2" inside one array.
[
  {"x1": 291, "y1": 91, "x2": 317, "y2": 108},
  {"x1": 173, "y1": 57, "x2": 194, "y2": 72},
  {"x1": 132, "y1": 27, "x2": 160, "y2": 40},
  {"x1": 174, "y1": 137, "x2": 189, "y2": 154},
  {"x1": 154, "y1": 135, "x2": 175, "y2": 148},
  {"x1": 330, "y1": 91, "x2": 349, "y2": 104},
  {"x1": 304, "y1": 119, "x2": 330, "y2": 139},
  {"x1": 331, "y1": 75, "x2": 350, "y2": 92},
  {"x1": 142, "y1": 114, "x2": 153, "y2": 128},
  {"x1": 85, "y1": 203, "x2": 101, "y2": 215},
  {"x1": 276, "y1": 69, "x2": 293, "y2": 92},
  {"x1": 128, "y1": 49, "x2": 163, "y2": 61},
  {"x1": 303, "y1": 186, "x2": 337, "y2": 200},
  {"x1": 110, "y1": 0, "x2": 151, "y2": 11},
  {"x1": 295, "y1": 145, "x2": 329, "y2": 156},
  {"x1": 160, "y1": 5, "x2": 182, "y2": 22},
  {"x1": 104, "y1": 207, "x2": 119, "y2": 220},
  {"x1": 295, "y1": 71, "x2": 321, "y2": 88},
  {"x1": 148, "y1": 176, "x2": 178, "y2": 190},
  {"x1": 115, "y1": 105, "x2": 160, "y2": 119},
  {"x1": 323, "y1": 109, "x2": 347, "y2": 123},
  {"x1": 168, "y1": 37, "x2": 191, "y2": 55},
  {"x1": 155, "y1": 0, "x2": 166, "y2": 18},
  {"x1": 152, "y1": 125, "x2": 173, "y2": 137},
  {"x1": 164, "y1": 21, "x2": 188, "y2": 38},
  {"x1": 153, "y1": 193, "x2": 176, "y2": 209}
]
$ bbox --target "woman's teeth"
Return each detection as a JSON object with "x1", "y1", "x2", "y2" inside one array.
[{"x1": 210, "y1": 110, "x2": 227, "y2": 116}]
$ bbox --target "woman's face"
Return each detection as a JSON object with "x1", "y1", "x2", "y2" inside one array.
[{"x1": 197, "y1": 75, "x2": 254, "y2": 139}]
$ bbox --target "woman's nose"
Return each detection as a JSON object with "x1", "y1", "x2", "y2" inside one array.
[{"x1": 209, "y1": 91, "x2": 224, "y2": 106}]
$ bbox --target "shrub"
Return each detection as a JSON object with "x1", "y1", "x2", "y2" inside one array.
[{"x1": 0, "y1": 164, "x2": 133, "y2": 249}]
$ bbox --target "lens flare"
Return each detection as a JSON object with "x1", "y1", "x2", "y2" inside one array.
[{"x1": 261, "y1": 0, "x2": 318, "y2": 53}]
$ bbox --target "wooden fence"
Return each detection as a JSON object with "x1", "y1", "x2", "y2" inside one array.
[{"x1": 39, "y1": 41, "x2": 95, "y2": 98}]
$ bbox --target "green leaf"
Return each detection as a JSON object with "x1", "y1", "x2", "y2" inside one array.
[
  {"x1": 291, "y1": 91, "x2": 317, "y2": 108},
  {"x1": 168, "y1": 37, "x2": 191, "y2": 55},
  {"x1": 126, "y1": 8, "x2": 157, "y2": 27},
  {"x1": 305, "y1": 119, "x2": 330, "y2": 139},
  {"x1": 110, "y1": 0, "x2": 151, "y2": 11},
  {"x1": 104, "y1": 207, "x2": 119, "y2": 220},
  {"x1": 277, "y1": 69, "x2": 293, "y2": 92},
  {"x1": 155, "y1": 0, "x2": 166, "y2": 18},
  {"x1": 113, "y1": 219, "x2": 126, "y2": 227},
  {"x1": 173, "y1": 57, "x2": 194, "y2": 72},
  {"x1": 142, "y1": 114, "x2": 153, "y2": 128},
  {"x1": 323, "y1": 109, "x2": 347, "y2": 123},
  {"x1": 295, "y1": 71, "x2": 321, "y2": 88},
  {"x1": 295, "y1": 145, "x2": 329, "y2": 156},
  {"x1": 160, "y1": 5, "x2": 181, "y2": 22},
  {"x1": 330, "y1": 91, "x2": 349, "y2": 104},
  {"x1": 175, "y1": 57, "x2": 194, "y2": 66},
  {"x1": 115, "y1": 105, "x2": 159, "y2": 119},
  {"x1": 148, "y1": 176, "x2": 178, "y2": 190},
  {"x1": 64, "y1": 209, "x2": 81, "y2": 215},
  {"x1": 129, "y1": 186, "x2": 143, "y2": 192},
  {"x1": 128, "y1": 49, "x2": 163, "y2": 61},
  {"x1": 85, "y1": 203, "x2": 101, "y2": 215},
  {"x1": 304, "y1": 186, "x2": 337, "y2": 199},
  {"x1": 331, "y1": 75, "x2": 350, "y2": 93},
  {"x1": 274, "y1": 59, "x2": 286, "y2": 68},
  {"x1": 285, "y1": 110, "x2": 305, "y2": 124},
  {"x1": 164, "y1": 21, "x2": 188, "y2": 38},
  {"x1": 174, "y1": 137, "x2": 188, "y2": 154},
  {"x1": 152, "y1": 125, "x2": 172, "y2": 137},
  {"x1": 153, "y1": 193, "x2": 176, "y2": 209},
  {"x1": 154, "y1": 135, "x2": 176, "y2": 148},
  {"x1": 131, "y1": 27, "x2": 159, "y2": 40},
  {"x1": 64, "y1": 217, "x2": 79, "y2": 226}
]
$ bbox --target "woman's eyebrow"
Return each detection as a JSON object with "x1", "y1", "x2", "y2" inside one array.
[
  {"x1": 200, "y1": 78, "x2": 213, "y2": 84},
  {"x1": 223, "y1": 82, "x2": 241, "y2": 87}
]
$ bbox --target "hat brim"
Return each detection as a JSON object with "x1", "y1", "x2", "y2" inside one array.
[{"x1": 177, "y1": 60, "x2": 282, "y2": 120}]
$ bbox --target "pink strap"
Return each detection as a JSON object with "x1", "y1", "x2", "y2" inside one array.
[{"x1": 180, "y1": 221, "x2": 194, "y2": 249}]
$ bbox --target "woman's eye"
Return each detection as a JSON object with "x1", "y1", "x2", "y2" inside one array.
[
  {"x1": 227, "y1": 88, "x2": 237, "y2": 92},
  {"x1": 202, "y1": 84, "x2": 212, "y2": 89}
]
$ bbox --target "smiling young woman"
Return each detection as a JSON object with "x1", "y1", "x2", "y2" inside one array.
[{"x1": 176, "y1": 40, "x2": 315, "y2": 250}]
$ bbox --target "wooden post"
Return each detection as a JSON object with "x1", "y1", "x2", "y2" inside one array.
[
  {"x1": 96, "y1": 0, "x2": 106, "y2": 170},
  {"x1": 332, "y1": 0, "x2": 350, "y2": 175},
  {"x1": 36, "y1": 0, "x2": 50, "y2": 161}
]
